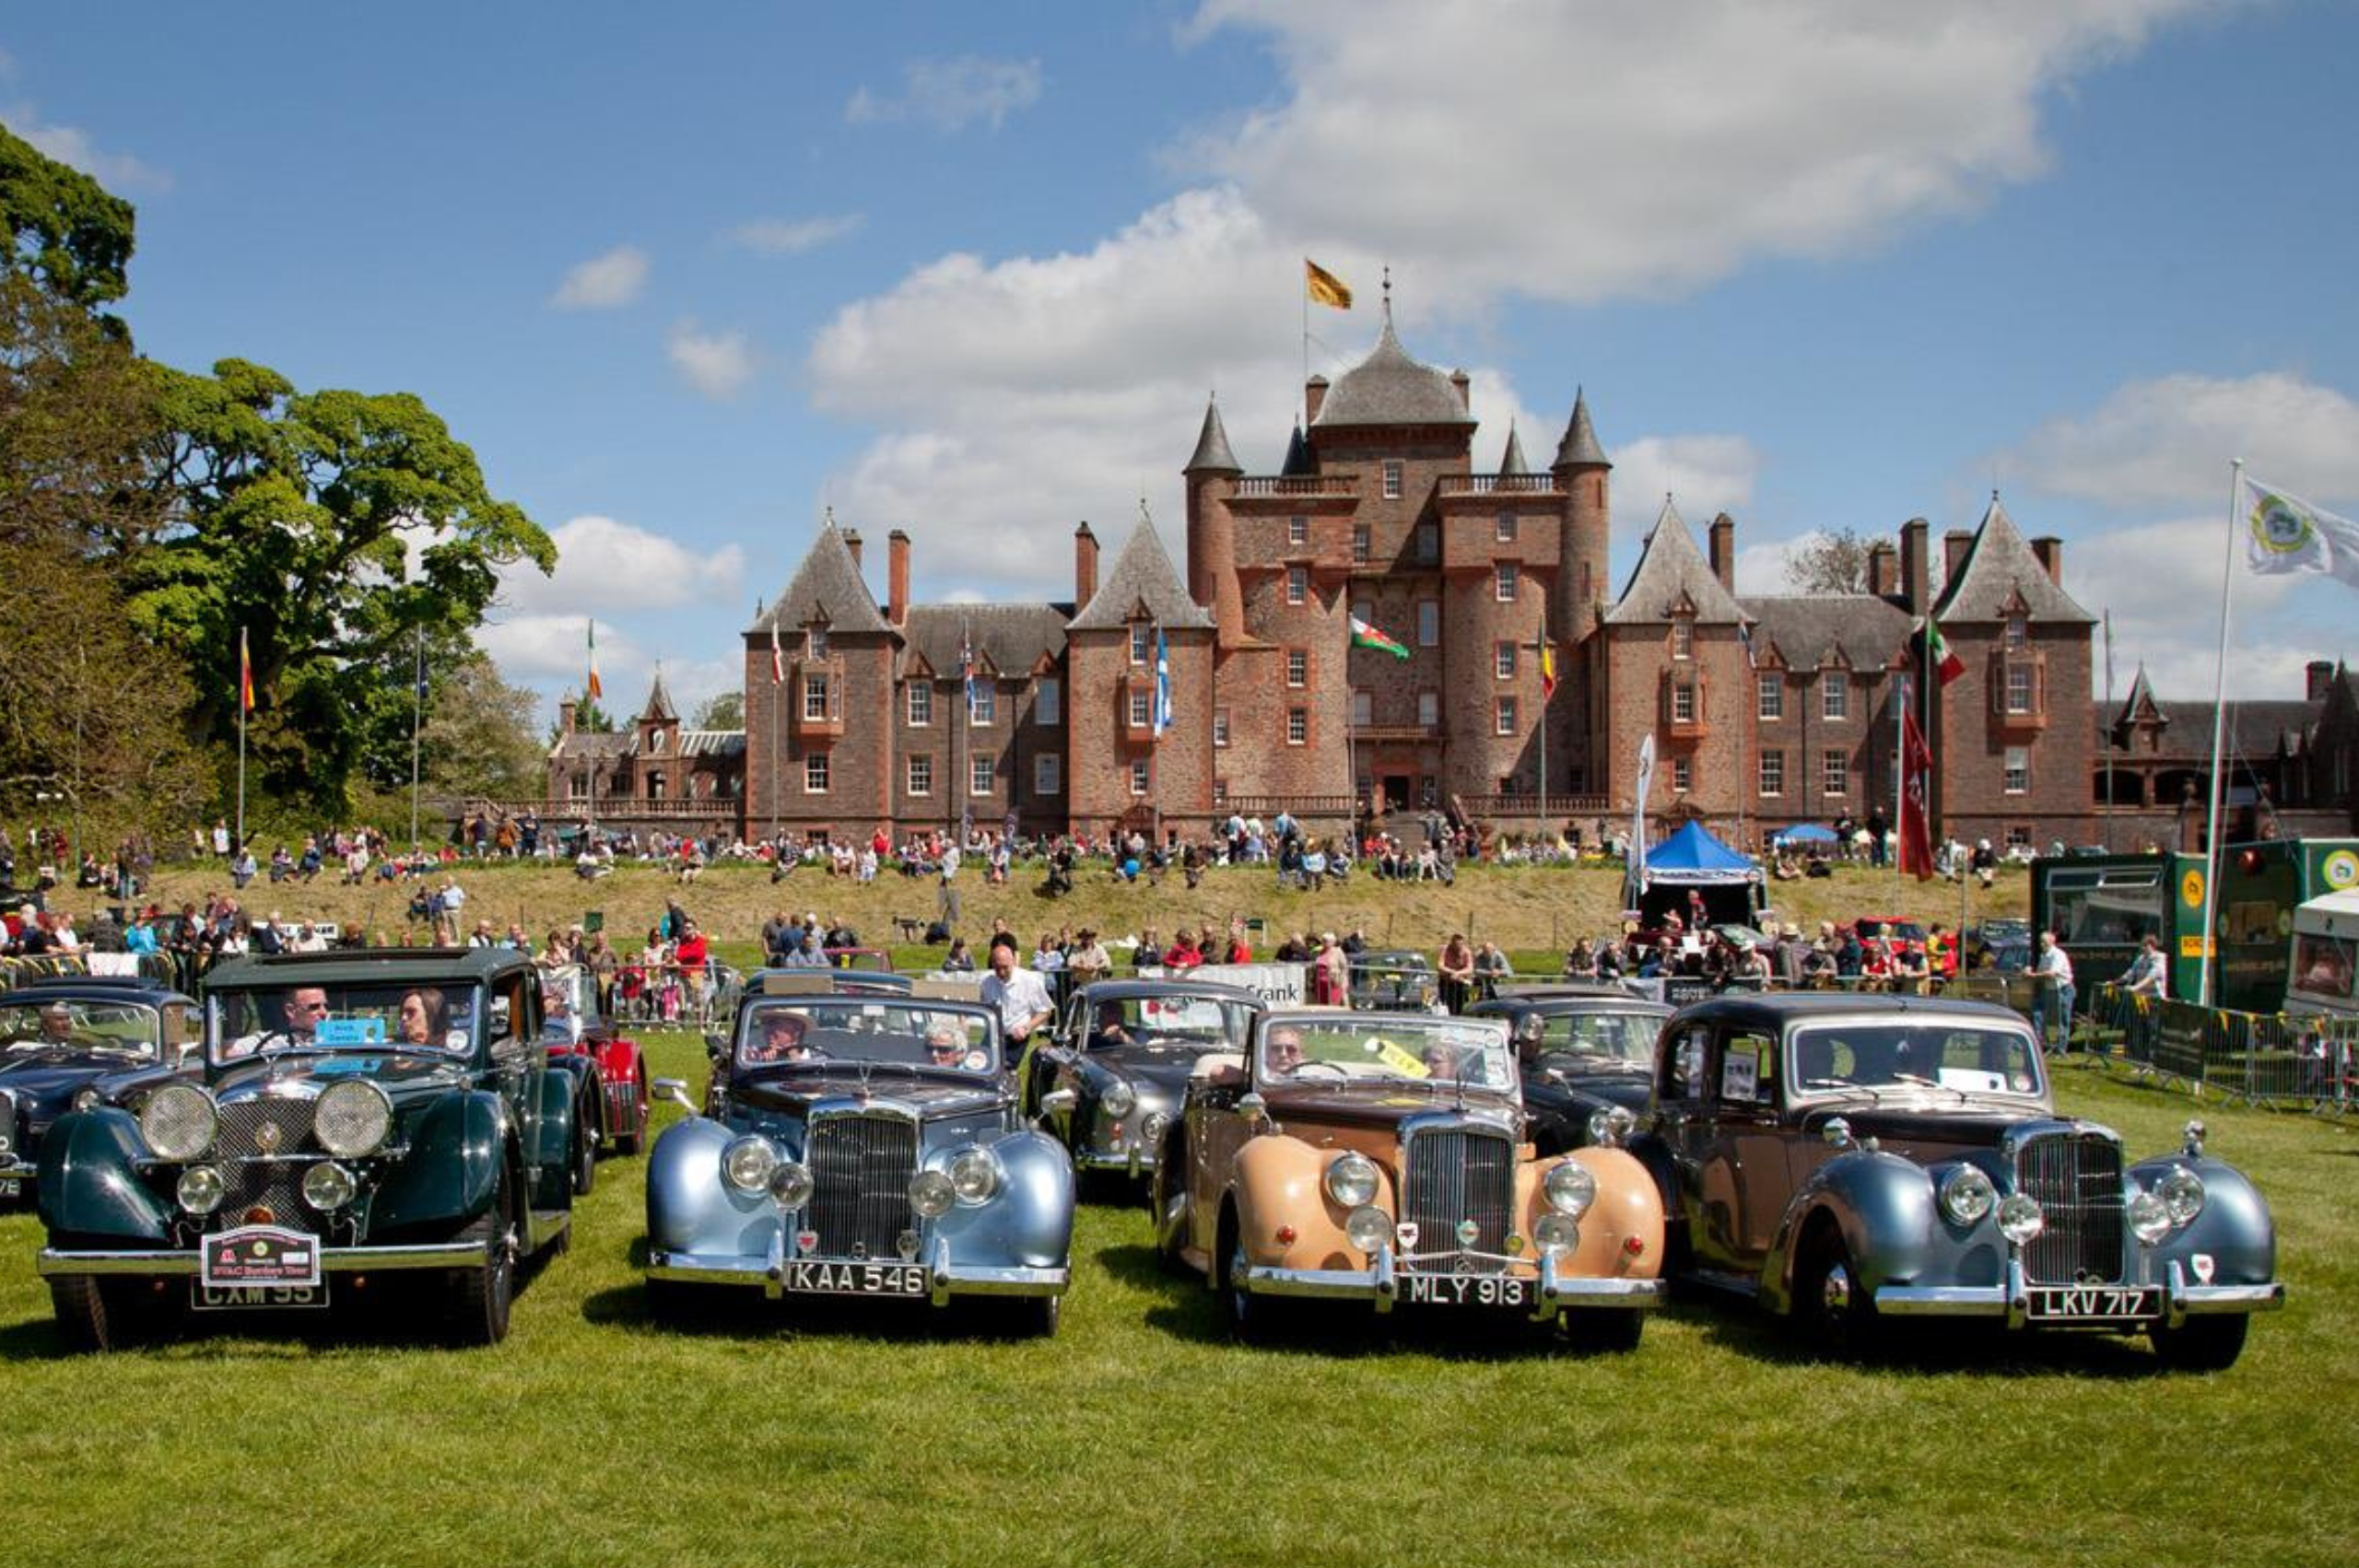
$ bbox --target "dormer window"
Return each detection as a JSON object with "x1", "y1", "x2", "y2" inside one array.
[
  {"x1": 806, "y1": 624, "x2": 828, "y2": 658},
  {"x1": 2004, "y1": 617, "x2": 2027, "y2": 650},
  {"x1": 1672, "y1": 619, "x2": 1693, "y2": 660},
  {"x1": 1130, "y1": 624, "x2": 1150, "y2": 664}
]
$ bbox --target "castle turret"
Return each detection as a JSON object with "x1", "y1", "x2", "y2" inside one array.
[{"x1": 1183, "y1": 398, "x2": 1247, "y2": 648}]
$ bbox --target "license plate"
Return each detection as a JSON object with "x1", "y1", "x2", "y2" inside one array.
[
  {"x1": 1401, "y1": 1272, "x2": 1528, "y2": 1308},
  {"x1": 2026, "y1": 1284, "x2": 2160, "y2": 1322},
  {"x1": 0, "y1": 1177, "x2": 19, "y2": 1199},
  {"x1": 781, "y1": 1260, "x2": 926, "y2": 1297},
  {"x1": 190, "y1": 1281, "x2": 330, "y2": 1311}
]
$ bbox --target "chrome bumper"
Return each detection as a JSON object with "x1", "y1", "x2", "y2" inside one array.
[
  {"x1": 648, "y1": 1232, "x2": 1069, "y2": 1303},
  {"x1": 0, "y1": 1156, "x2": 34, "y2": 1188},
  {"x1": 1874, "y1": 1258, "x2": 2288, "y2": 1327},
  {"x1": 1240, "y1": 1243, "x2": 1663, "y2": 1320},
  {"x1": 37, "y1": 1239, "x2": 493, "y2": 1277},
  {"x1": 1074, "y1": 1145, "x2": 1157, "y2": 1176}
]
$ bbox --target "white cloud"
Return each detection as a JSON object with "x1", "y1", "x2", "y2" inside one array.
[
  {"x1": 476, "y1": 614, "x2": 629, "y2": 688},
  {"x1": 498, "y1": 514, "x2": 749, "y2": 617},
  {"x1": 1608, "y1": 436, "x2": 1762, "y2": 541},
  {"x1": 846, "y1": 56, "x2": 1044, "y2": 131},
  {"x1": 666, "y1": 319, "x2": 757, "y2": 399},
  {"x1": 550, "y1": 244, "x2": 649, "y2": 310},
  {"x1": 2003, "y1": 371, "x2": 2359, "y2": 511},
  {"x1": 728, "y1": 214, "x2": 864, "y2": 255},
  {"x1": 8, "y1": 105, "x2": 168, "y2": 191}
]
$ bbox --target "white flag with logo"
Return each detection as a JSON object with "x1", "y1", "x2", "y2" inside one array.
[{"x1": 2244, "y1": 474, "x2": 2359, "y2": 591}]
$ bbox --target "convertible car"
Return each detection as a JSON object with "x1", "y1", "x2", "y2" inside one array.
[
  {"x1": 1466, "y1": 986, "x2": 1670, "y2": 1155},
  {"x1": 1, "y1": 976, "x2": 201, "y2": 1201},
  {"x1": 645, "y1": 976, "x2": 1074, "y2": 1334},
  {"x1": 1633, "y1": 993, "x2": 2283, "y2": 1367},
  {"x1": 538, "y1": 964, "x2": 651, "y2": 1187},
  {"x1": 1028, "y1": 978, "x2": 1265, "y2": 1184}
]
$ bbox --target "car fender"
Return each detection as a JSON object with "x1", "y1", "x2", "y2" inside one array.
[
  {"x1": 595, "y1": 1036, "x2": 645, "y2": 1139},
  {"x1": 2133, "y1": 1153, "x2": 2277, "y2": 1287},
  {"x1": 527, "y1": 1068, "x2": 579, "y2": 1208},
  {"x1": 370, "y1": 1090, "x2": 509, "y2": 1236},
  {"x1": 1519, "y1": 1148, "x2": 1665, "y2": 1281},
  {"x1": 932, "y1": 1127, "x2": 1074, "y2": 1270},
  {"x1": 1760, "y1": 1148, "x2": 1935, "y2": 1315},
  {"x1": 645, "y1": 1114, "x2": 780, "y2": 1261},
  {"x1": 35, "y1": 1106, "x2": 172, "y2": 1242},
  {"x1": 1229, "y1": 1134, "x2": 1397, "y2": 1271}
]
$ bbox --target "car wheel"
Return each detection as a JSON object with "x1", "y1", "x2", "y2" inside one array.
[
  {"x1": 1792, "y1": 1225, "x2": 1877, "y2": 1359},
  {"x1": 2149, "y1": 1314, "x2": 2248, "y2": 1373},
  {"x1": 1148, "y1": 1146, "x2": 1191, "y2": 1271},
  {"x1": 447, "y1": 1172, "x2": 517, "y2": 1347},
  {"x1": 1561, "y1": 1308, "x2": 1644, "y2": 1353},
  {"x1": 1015, "y1": 1293, "x2": 1061, "y2": 1339},
  {"x1": 50, "y1": 1275, "x2": 144, "y2": 1353}
]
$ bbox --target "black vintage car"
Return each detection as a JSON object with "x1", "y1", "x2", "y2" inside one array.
[
  {"x1": 1, "y1": 976, "x2": 201, "y2": 1200},
  {"x1": 1348, "y1": 950, "x2": 1439, "y2": 1012},
  {"x1": 35, "y1": 949, "x2": 579, "y2": 1350},
  {"x1": 1631, "y1": 992, "x2": 2283, "y2": 1367},
  {"x1": 1030, "y1": 978, "x2": 1265, "y2": 1183},
  {"x1": 1466, "y1": 986, "x2": 1670, "y2": 1155}
]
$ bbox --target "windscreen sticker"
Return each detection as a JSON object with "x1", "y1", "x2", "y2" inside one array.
[{"x1": 1720, "y1": 1046, "x2": 1759, "y2": 1103}]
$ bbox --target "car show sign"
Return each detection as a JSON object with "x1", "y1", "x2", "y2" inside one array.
[{"x1": 200, "y1": 1224, "x2": 322, "y2": 1289}]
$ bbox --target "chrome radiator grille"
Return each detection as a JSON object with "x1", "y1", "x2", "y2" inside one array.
[
  {"x1": 204, "y1": 1099, "x2": 320, "y2": 1232},
  {"x1": 808, "y1": 1114, "x2": 917, "y2": 1258},
  {"x1": 1401, "y1": 1128, "x2": 1515, "y2": 1274},
  {"x1": 2014, "y1": 1130, "x2": 2125, "y2": 1284}
]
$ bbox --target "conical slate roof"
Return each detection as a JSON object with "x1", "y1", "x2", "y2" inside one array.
[
  {"x1": 1932, "y1": 495, "x2": 2095, "y2": 625},
  {"x1": 1281, "y1": 420, "x2": 1315, "y2": 476},
  {"x1": 1069, "y1": 520, "x2": 1215, "y2": 631},
  {"x1": 753, "y1": 522, "x2": 891, "y2": 636},
  {"x1": 641, "y1": 669, "x2": 677, "y2": 723},
  {"x1": 1185, "y1": 400, "x2": 1242, "y2": 474},
  {"x1": 1310, "y1": 315, "x2": 1474, "y2": 428},
  {"x1": 1555, "y1": 388, "x2": 1608, "y2": 468},
  {"x1": 1604, "y1": 499, "x2": 1750, "y2": 626},
  {"x1": 1498, "y1": 423, "x2": 1529, "y2": 476}
]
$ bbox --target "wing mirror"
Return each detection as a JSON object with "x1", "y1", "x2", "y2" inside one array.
[
  {"x1": 651, "y1": 1078, "x2": 697, "y2": 1113},
  {"x1": 1037, "y1": 1087, "x2": 1077, "y2": 1126},
  {"x1": 1238, "y1": 1092, "x2": 1270, "y2": 1129},
  {"x1": 1823, "y1": 1117, "x2": 1854, "y2": 1150}
]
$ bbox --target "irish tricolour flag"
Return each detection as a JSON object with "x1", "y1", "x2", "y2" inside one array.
[{"x1": 1350, "y1": 615, "x2": 1410, "y2": 660}]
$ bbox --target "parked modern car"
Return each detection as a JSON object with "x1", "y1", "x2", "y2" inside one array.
[
  {"x1": 1029, "y1": 978, "x2": 1265, "y2": 1182},
  {"x1": 645, "y1": 976, "x2": 1074, "y2": 1334},
  {"x1": 1152, "y1": 1008, "x2": 1664, "y2": 1346},
  {"x1": 1, "y1": 976, "x2": 201, "y2": 1200},
  {"x1": 1633, "y1": 992, "x2": 2284, "y2": 1367},
  {"x1": 1466, "y1": 986, "x2": 1671, "y2": 1155},
  {"x1": 34, "y1": 948, "x2": 579, "y2": 1350},
  {"x1": 538, "y1": 963, "x2": 651, "y2": 1189}
]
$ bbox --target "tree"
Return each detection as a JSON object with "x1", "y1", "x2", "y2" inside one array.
[
  {"x1": 0, "y1": 120, "x2": 136, "y2": 320},
  {"x1": 417, "y1": 650, "x2": 546, "y2": 801},
  {"x1": 568, "y1": 697, "x2": 619, "y2": 734},
  {"x1": 1783, "y1": 528, "x2": 1875, "y2": 594},
  {"x1": 124, "y1": 358, "x2": 556, "y2": 808},
  {"x1": 691, "y1": 690, "x2": 743, "y2": 731}
]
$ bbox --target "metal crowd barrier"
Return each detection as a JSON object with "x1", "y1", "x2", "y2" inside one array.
[{"x1": 2087, "y1": 980, "x2": 2359, "y2": 1114}]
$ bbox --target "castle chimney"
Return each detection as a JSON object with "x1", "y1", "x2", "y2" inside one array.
[
  {"x1": 1708, "y1": 513, "x2": 1735, "y2": 591},
  {"x1": 2030, "y1": 535, "x2": 2063, "y2": 585},
  {"x1": 843, "y1": 529, "x2": 863, "y2": 572},
  {"x1": 1450, "y1": 369, "x2": 1472, "y2": 413},
  {"x1": 1304, "y1": 375, "x2": 1329, "y2": 425},
  {"x1": 557, "y1": 697, "x2": 577, "y2": 735},
  {"x1": 2308, "y1": 660, "x2": 2335, "y2": 702},
  {"x1": 887, "y1": 529, "x2": 910, "y2": 625},
  {"x1": 1074, "y1": 521, "x2": 1099, "y2": 607},
  {"x1": 1944, "y1": 529, "x2": 1973, "y2": 586},
  {"x1": 1899, "y1": 517, "x2": 1929, "y2": 615},
  {"x1": 1868, "y1": 541, "x2": 1898, "y2": 598}
]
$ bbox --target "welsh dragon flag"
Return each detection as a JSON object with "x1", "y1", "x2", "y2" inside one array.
[{"x1": 1350, "y1": 614, "x2": 1409, "y2": 661}]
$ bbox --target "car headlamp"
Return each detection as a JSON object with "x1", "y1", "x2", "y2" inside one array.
[
  {"x1": 314, "y1": 1079, "x2": 394, "y2": 1158},
  {"x1": 1140, "y1": 1111, "x2": 1170, "y2": 1149},
  {"x1": 721, "y1": 1135, "x2": 780, "y2": 1194},
  {"x1": 2158, "y1": 1166, "x2": 2206, "y2": 1229},
  {"x1": 1543, "y1": 1160, "x2": 1597, "y2": 1219},
  {"x1": 1323, "y1": 1151, "x2": 1379, "y2": 1209},
  {"x1": 142, "y1": 1082, "x2": 217, "y2": 1161},
  {"x1": 1344, "y1": 1204, "x2": 1392, "y2": 1255},
  {"x1": 1938, "y1": 1165, "x2": 1997, "y2": 1228},
  {"x1": 1533, "y1": 1212, "x2": 1580, "y2": 1256},
  {"x1": 768, "y1": 1161, "x2": 815, "y2": 1209},
  {"x1": 1099, "y1": 1080, "x2": 1137, "y2": 1118},
  {"x1": 909, "y1": 1168, "x2": 956, "y2": 1218},
  {"x1": 1586, "y1": 1106, "x2": 1637, "y2": 1149},
  {"x1": 176, "y1": 1164, "x2": 227, "y2": 1215},
  {"x1": 72, "y1": 1086, "x2": 101, "y2": 1114},
  {"x1": 1997, "y1": 1192, "x2": 2045, "y2": 1245},
  {"x1": 948, "y1": 1147, "x2": 1002, "y2": 1205},
  {"x1": 2127, "y1": 1188, "x2": 2172, "y2": 1246},
  {"x1": 302, "y1": 1161, "x2": 357, "y2": 1211}
]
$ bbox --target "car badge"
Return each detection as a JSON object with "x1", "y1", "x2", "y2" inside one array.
[
  {"x1": 254, "y1": 1120, "x2": 283, "y2": 1153},
  {"x1": 249, "y1": 1239, "x2": 270, "y2": 1258},
  {"x1": 1455, "y1": 1219, "x2": 1480, "y2": 1247},
  {"x1": 2192, "y1": 1253, "x2": 2215, "y2": 1285},
  {"x1": 898, "y1": 1230, "x2": 921, "y2": 1260},
  {"x1": 851, "y1": 1242, "x2": 868, "y2": 1261},
  {"x1": 1395, "y1": 1222, "x2": 1420, "y2": 1250},
  {"x1": 794, "y1": 1230, "x2": 818, "y2": 1256}
]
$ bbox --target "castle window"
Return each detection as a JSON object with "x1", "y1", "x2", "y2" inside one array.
[
  {"x1": 1672, "y1": 758, "x2": 1692, "y2": 792},
  {"x1": 1034, "y1": 676, "x2": 1061, "y2": 727},
  {"x1": 1035, "y1": 753, "x2": 1061, "y2": 796},
  {"x1": 1758, "y1": 675, "x2": 1782, "y2": 720},
  {"x1": 803, "y1": 674, "x2": 828, "y2": 721},
  {"x1": 1496, "y1": 642, "x2": 1517, "y2": 680},
  {"x1": 1414, "y1": 522, "x2": 1438, "y2": 563},
  {"x1": 1382, "y1": 460, "x2": 1402, "y2": 499},
  {"x1": 804, "y1": 755, "x2": 828, "y2": 794},
  {"x1": 1288, "y1": 515, "x2": 1309, "y2": 546},
  {"x1": 1131, "y1": 759, "x2": 1152, "y2": 796},
  {"x1": 1496, "y1": 696, "x2": 1518, "y2": 736},
  {"x1": 907, "y1": 683, "x2": 932, "y2": 726},
  {"x1": 1824, "y1": 751, "x2": 1849, "y2": 797},
  {"x1": 1759, "y1": 749, "x2": 1784, "y2": 798},
  {"x1": 1496, "y1": 510, "x2": 1518, "y2": 543},
  {"x1": 1495, "y1": 564, "x2": 1518, "y2": 602},
  {"x1": 1672, "y1": 684, "x2": 1696, "y2": 724},
  {"x1": 1129, "y1": 691, "x2": 1151, "y2": 729},
  {"x1": 2005, "y1": 617, "x2": 2028, "y2": 650},
  {"x1": 806, "y1": 625, "x2": 827, "y2": 658},
  {"x1": 1353, "y1": 524, "x2": 1371, "y2": 565},
  {"x1": 1286, "y1": 649, "x2": 1309, "y2": 687},
  {"x1": 1130, "y1": 625, "x2": 1150, "y2": 664},
  {"x1": 907, "y1": 755, "x2": 932, "y2": 796},
  {"x1": 1418, "y1": 690, "x2": 1439, "y2": 730},
  {"x1": 1352, "y1": 688, "x2": 1373, "y2": 727},
  {"x1": 2004, "y1": 746, "x2": 2030, "y2": 794},
  {"x1": 1416, "y1": 599, "x2": 1439, "y2": 646},
  {"x1": 1214, "y1": 708, "x2": 1230, "y2": 747},
  {"x1": 2005, "y1": 663, "x2": 2035, "y2": 715},
  {"x1": 1671, "y1": 620, "x2": 1692, "y2": 660},
  {"x1": 969, "y1": 756, "x2": 994, "y2": 796},
  {"x1": 1822, "y1": 673, "x2": 1848, "y2": 720},
  {"x1": 1286, "y1": 566, "x2": 1309, "y2": 605},
  {"x1": 970, "y1": 685, "x2": 996, "y2": 725},
  {"x1": 1286, "y1": 708, "x2": 1309, "y2": 745}
]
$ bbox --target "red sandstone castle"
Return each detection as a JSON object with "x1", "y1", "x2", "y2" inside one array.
[{"x1": 545, "y1": 310, "x2": 2359, "y2": 852}]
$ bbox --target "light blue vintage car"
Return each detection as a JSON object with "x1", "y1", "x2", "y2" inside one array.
[{"x1": 645, "y1": 978, "x2": 1074, "y2": 1335}]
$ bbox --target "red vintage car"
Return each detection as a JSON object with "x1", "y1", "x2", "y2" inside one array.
[{"x1": 540, "y1": 964, "x2": 651, "y2": 1192}]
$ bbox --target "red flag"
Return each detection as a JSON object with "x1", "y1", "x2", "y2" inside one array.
[
  {"x1": 1925, "y1": 616, "x2": 1965, "y2": 686},
  {"x1": 1900, "y1": 695, "x2": 1934, "y2": 880}
]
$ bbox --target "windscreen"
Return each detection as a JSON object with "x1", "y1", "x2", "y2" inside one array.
[
  {"x1": 1086, "y1": 993, "x2": 1254, "y2": 1050},
  {"x1": 1259, "y1": 1015, "x2": 1513, "y2": 1091},
  {"x1": 0, "y1": 1000, "x2": 160, "y2": 1059},
  {"x1": 1789, "y1": 1023, "x2": 2043, "y2": 1099},
  {"x1": 1526, "y1": 1010, "x2": 1662, "y2": 1068},
  {"x1": 207, "y1": 984, "x2": 481, "y2": 1062},
  {"x1": 738, "y1": 998, "x2": 999, "y2": 1076}
]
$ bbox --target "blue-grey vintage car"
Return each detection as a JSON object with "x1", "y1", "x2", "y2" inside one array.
[
  {"x1": 34, "y1": 949, "x2": 579, "y2": 1350},
  {"x1": 2, "y1": 975, "x2": 201, "y2": 1200},
  {"x1": 1027, "y1": 977, "x2": 1265, "y2": 1183},
  {"x1": 1636, "y1": 993, "x2": 2284, "y2": 1368},
  {"x1": 645, "y1": 977, "x2": 1074, "y2": 1335}
]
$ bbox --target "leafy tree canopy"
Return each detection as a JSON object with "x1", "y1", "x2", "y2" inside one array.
[
  {"x1": 691, "y1": 690, "x2": 743, "y2": 731},
  {"x1": 0, "y1": 121, "x2": 135, "y2": 319}
]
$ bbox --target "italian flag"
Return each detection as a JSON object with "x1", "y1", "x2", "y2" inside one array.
[
  {"x1": 1926, "y1": 616, "x2": 1965, "y2": 686},
  {"x1": 1350, "y1": 614, "x2": 1410, "y2": 661}
]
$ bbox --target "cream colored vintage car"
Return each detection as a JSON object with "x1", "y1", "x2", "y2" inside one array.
[{"x1": 1149, "y1": 1008, "x2": 1665, "y2": 1346}]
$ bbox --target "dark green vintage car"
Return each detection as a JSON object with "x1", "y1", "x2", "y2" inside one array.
[{"x1": 34, "y1": 948, "x2": 579, "y2": 1350}]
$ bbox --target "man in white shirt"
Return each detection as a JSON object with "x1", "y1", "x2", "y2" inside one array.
[
  {"x1": 979, "y1": 931, "x2": 1052, "y2": 1047},
  {"x1": 2030, "y1": 930, "x2": 2077, "y2": 1053}
]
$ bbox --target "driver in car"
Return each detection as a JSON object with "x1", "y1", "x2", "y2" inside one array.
[
  {"x1": 747, "y1": 1010, "x2": 814, "y2": 1063},
  {"x1": 1264, "y1": 1024, "x2": 1306, "y2": 1078},
  {"x1": 36, "y1": 1000, "x2": 78, "y2": 1046},
  {"x1": 225, "y1": 986, "x2": 330, "y2": 1059},
  {"x1": 1090, "y1": 1001, "x2": 1133, "y2": 1048}
]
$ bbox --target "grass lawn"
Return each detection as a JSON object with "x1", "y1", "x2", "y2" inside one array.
[{"x1": 3, "y1": 1037, "x2": 2350, "y2": 1568}]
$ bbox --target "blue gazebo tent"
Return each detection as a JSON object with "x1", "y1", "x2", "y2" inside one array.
[{"x1": 1629, "y1": 820, "x2": 1764, "y2": 928}]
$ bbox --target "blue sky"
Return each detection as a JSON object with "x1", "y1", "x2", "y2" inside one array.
[{"x1": 7, "y1": 0, "x2": 2355, "y2": 720}]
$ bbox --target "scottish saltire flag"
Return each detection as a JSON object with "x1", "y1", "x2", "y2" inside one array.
[
  {"x1": 1153, "y1": 627, "x2": 1173, "y2": 736},
  {"x1": 2244, "y1": 474, "x2": 2359, "y2": 591}
]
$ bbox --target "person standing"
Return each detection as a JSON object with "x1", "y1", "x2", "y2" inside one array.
[
  {"x1": 2030, "y1": 930, "x2": 2077, "y2": 1053},
  {"x1": 1438, "y1": 932, "x2": 1475, "y2": 1014},
  {"x1": 2120, "y1": 933, "x2": 2166, "y2": 1000},
  {"x1": 980, "y1": 932, "x2": 1054, "y2": 1079}
]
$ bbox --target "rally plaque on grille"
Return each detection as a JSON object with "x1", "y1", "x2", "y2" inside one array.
[{"x1": 200, "y1": 1224, "x2": 322, "y2": 1289}]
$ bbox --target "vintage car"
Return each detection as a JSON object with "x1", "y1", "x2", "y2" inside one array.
[
  {"x1": 1347, "y1": 950, "x2": 1439, "y2": 1012},
  {"x1": 645, "y1": 976, "x2": 1074, "y2": 1334},
  {"x1": 749, "y1": 965, "x2": 914, "y2": 997},
  {"x1": 1633, "y1": 993, "x2": 2284, "y2": 1367},
  {"x1": 1151, "y1": 1008, "x2": 1665, "y2": 1346},
  {"x1": 1028, "y1": 978, "x2": 1265, "y2": 1182},
  {"x1": 538, "y1": 963, "x2": 651, "y2": 1188},
  {"x1": 34, "y1": 948, "x2": 578, "y2": 1350},
  {"x1": 1466, "y1": 987, "x2": 1671, "y2": 1156},
  {"x1": 1, "y1": 976, "x2": 202, "y2": 1200}
]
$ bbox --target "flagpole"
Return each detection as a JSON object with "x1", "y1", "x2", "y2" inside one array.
[
  {"x1": 236, "y1": 625, "x2": 248, "y2": 855},
  {"x1": 409, "y1": 628, "x2": 425, "y2": 850},
  {"x1": 2197, "y1": 459, "x2": 2244, "y2": 1007},
  {"x1": 2101, "y1": 609, "x2": 2116, "y2": 852},
  {"x1": 1891, "y1": 668, "x2": 1903, "y2": 890}
]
